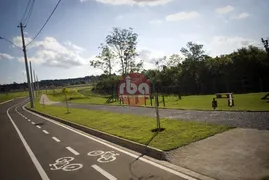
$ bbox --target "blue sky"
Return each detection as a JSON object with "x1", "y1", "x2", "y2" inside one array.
[{"x1": 0, "y1": 0, "x2": 268, "y2": 84}]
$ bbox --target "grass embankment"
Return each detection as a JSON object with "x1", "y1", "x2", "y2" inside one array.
[
  {"x1": 31, "y1": 100, "x2": 231, "y2": 151},
  {"x1": 0, "y1": 91, "x2": 28, "y2": 103},
  {"x1": 44, "y1": 86, "x2": 269, "y2": 111}
]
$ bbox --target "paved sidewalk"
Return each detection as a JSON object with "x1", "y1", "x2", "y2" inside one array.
[{"x1": 166, "y1": 128, "x2": 269, "y2": 180}]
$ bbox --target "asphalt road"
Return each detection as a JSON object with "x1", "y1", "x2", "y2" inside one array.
[
  {"x1": 0, "y1": 99, "x2": 193, "y2": 180},
  {"x1": 62, "y1": 102, "x2": 269, "y2": 130}
]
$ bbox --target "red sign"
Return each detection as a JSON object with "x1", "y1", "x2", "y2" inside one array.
[{"x1": 118, "y1": 73, "x2": 151, "y2": 97}]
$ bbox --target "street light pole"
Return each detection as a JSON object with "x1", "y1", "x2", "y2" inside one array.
[{"x1": 18, "y1": 23, "x2": 34, "y2": 108}]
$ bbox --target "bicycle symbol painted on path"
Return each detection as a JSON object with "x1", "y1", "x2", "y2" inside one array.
[
  {"x1": 87, "y1": 150, "x2": 119, "y2": 163},
  {"x1": 49, "y1": 157, "x2": 83, "y2": 171}
]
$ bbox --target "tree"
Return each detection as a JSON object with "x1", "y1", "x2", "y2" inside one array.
[
  {"x1": 105, "y1": 27, "x2": 141, "y2": 75},
  {"x1": 261, "y1": 38, "x2": 269, "y2": 57},
  {"x1": 90, "y1": 44, "x2": 115, "y2": 76},
  {"x1": 180, "y1": 42, "x2": 205, "y2": 61}
]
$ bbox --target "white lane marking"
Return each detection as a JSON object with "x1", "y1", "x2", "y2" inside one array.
[
  {"x1": 23, "y1": 105, "x2": 196, "y2": 180},
  {"x1": 28, "y1": 119, "x2": 31, "y2": 122},
  {"x1": 31, "y1": 122, "x2": 35, "y2": 125},
  {"x1": 0, "y1": 99, "x2": 14, "y2": 105},
  {"x1": 66, "y1": 147, "x2": 79, "y2": 156},
  {"x1": 52, "y1": 137, "x2": 61, "y2": 142},
  {"x1": 92, "y1": 164, "x2": 117, "y2": 180},
  {"x1": 42, "y1": 130, "x2": 49, "y2": 134},
  {"x1": 36, "y1": 125, "x2": 41, "y2": 129},
  {"x1": 7, "y1": 105, "x2": 49, "y2": 180},
  {"x1": 25, "y1": 117, "x2": 28, "y2": 119}
]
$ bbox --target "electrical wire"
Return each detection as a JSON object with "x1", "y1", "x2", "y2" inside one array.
[
  {"x1": 0, "y1": 36, "x2": 22, "y2": 50},
  {"x1": 20, "y1": 0, "x2": 32, "y2": 24},
  {"x1": 24, "y1": 0, "x2": 35, "y2": 26},
  {"x1": 26, "y1": 0, "x2": 62, "y2": 46}
]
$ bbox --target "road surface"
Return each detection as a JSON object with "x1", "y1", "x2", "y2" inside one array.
[{"x1": 0, "y1": 98, "x2": 195, "y2": 180}]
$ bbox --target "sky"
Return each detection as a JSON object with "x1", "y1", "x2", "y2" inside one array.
[{"x1": 0, "y1": 0, "x2": 268, "y2": 84}]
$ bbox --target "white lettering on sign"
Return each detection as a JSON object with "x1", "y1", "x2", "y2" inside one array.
[
  {"x1": 119, "y1": 75, "x2": 150, "y2": 95},
  {"x1": 88, "y1": 150, "x2": 119, "y2": 163},
  {"x1": 49, "y1": 157, "x2": 83, "y2": 172}
]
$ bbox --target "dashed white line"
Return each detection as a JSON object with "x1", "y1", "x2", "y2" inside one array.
[
  {"x1": 66, "y1": 147, "x2": 79, "y2": 155},
  {"x1": 31, "y1": 122, "x2": 35, "y2": 125},
  {"x1": 24, "y1": 117, "x2": 28, "y2": 119},
  {"x1": 92, "y1": 165, "x2": 117, "y2": 180},
  {"x1": 52, "y1": 137, "x2": 61, "y2": 142},
  {"x1": 42, "y1": 130, "x2": 49, "y2": 134},
  {"x1": 28, "y1": 119, "x2": 31, "y2": 122},
  {"x1": 36, "y1": 125, "x2": 41, "y2": 129},
  {"x1": 23, "y1": 105, "x2": 197, "y2": 180},
  {"x1": 7, "y1": 105, "x2": 49, "y2": 180}
]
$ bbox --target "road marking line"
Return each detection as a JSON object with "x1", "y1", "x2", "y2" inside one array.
[
  {"x1": 66, "y1": 147, "x2": 79, "y2": 155},
  {"x1": 0, "y1": 99, "x2": 14, "y2": 105},
  {"x1": 31, "y1": 122, "x2": 35, "y2": 125},
  {"x1": 42, "y1": 130, "x2": 49, "y2": 134},
  {"x1": 92, "y1": 165, "x2": 117, "y2": 180},
  {"x1": 52, "y1": 137, "x2": 61, "y2": 142},
  {"x1": 23, "y1": 105, "x2": 196, "y2": 180},
  {"x1": 36, "y1": 125, "x2": 41, "y2": 129},
  {"x1": 7, "y1": 105, "x2": 49, "y2": 180},
  {"x1": 28, "y1": 119, "x2": 31, "y2": 122},
  {"x1": 25, "y1": 117, "x2": 28, "y2": 119}
]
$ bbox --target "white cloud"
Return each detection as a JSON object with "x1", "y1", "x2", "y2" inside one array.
[
  {"x1": 12, "y1": 36, "x2": 32, "y2": 47},
  {"x1": 215, "y1": 5, "x2": 234, "y2": 14},
  {"x1": 15, "y1": 36, "x2": 90, "y2": 69},
  {"x1": 64, "y1": 41, "x2": 86, "y2": 53},
  {"x1": 207, "y1": 36, "x2": 262, "y2": 56},
  {"x1": 0, "y1": 53, "x2": 14, "y2": 60},
  {"x1": 149, "y1": 19, "x2": 163, "y2": 24},
  {"x1": 92, "y1": 0, "x2": 173, "y2": 6},
  {"x1": 232, "y1": 13, "x2": 250, "y2": 19},
  {"x1": 165, "y1": 11, "x2": 200, "y2": 22}
]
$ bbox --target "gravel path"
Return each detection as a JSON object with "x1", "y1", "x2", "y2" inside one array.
[{"x1": 54, "y1": 102, "x2": 269, "y2": 130}]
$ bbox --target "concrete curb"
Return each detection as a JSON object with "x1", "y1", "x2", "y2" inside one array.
[{"x1": 26, "y1": 107, "x2": 166, "y2": 160}]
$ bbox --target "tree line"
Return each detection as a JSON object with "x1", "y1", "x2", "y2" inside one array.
[{"x1": 91, "y1": 28, "x2": 269, "y2": 95}]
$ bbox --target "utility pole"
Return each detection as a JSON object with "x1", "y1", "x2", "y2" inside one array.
[
  {"x1": 29, "y1": 61, "x2": 35, "y2": 99},
  {"x1": 36, "y1": 75, "x2": 40, "y2": 96},
  {"x1": 18, "y1": 23, "x2": 34, "y2": 108},
  {"x1": 33, "y1": 70, "x2": 38, "y2": 98}
]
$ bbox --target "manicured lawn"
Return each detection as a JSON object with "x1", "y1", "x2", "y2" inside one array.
[
  {"x1": 0, "y1": 91, "x2": 28, "y2": 103},
  {"x1": 158, "y1": 93, "x2": 269, "y2": 111},
  {"x1": 30, "y1": 100, "x2": 231, "y2": 151},
  {"x1": 43, "y1": 86, "x2": 269, "y2": 111}
]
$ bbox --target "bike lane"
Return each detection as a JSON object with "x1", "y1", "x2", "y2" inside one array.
[
  {"x1": 9, "y1": 104, "x2": 107, "y2": 180},
  {"x1": 0, "y1": 99, "x2": 42, "y2": 180},
  {"x1": 17, "y1": 102, "x2": 193, "y2": 180}
]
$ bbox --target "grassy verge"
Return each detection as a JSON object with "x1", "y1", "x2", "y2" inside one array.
[
  {"x1": 0, "y1": 91, "x2": 28, "y2": 103},
  {"x1": 30, "y1": 100, "x2": 232, "y2": 151},
  {"x1": 42, "y1": 87, "x2": 269, "y2": 111}
]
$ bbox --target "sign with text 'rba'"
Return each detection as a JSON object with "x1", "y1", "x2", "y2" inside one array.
[{"x1": 118, "y1": 73, "x2": 151, "y2": 106}]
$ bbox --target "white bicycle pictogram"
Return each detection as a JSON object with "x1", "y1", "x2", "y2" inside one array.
[
  {"x1": 49, "y1": 157, "x2": 83, "y2": 171},
  {"x1": 87, "y1": 150, "x2": 119, "y2": 163}
]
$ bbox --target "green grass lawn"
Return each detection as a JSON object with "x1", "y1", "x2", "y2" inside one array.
[
  {"x1": 30, "y1": 100, "x2": 231, "y2": 151},
  {"x1": 0, "y1": 91, "x2": 28, "y2": 103},
  {"x1": 42, "y1": 86, "x2": 269, "y2": 111}
]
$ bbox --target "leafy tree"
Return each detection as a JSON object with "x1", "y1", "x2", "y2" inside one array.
[
  {"x1": 105, "y1": 27, "x2": 142, "y2": 75},
  {"x1": 90, "y1": 44, "x2": 115, "y2": 76}
]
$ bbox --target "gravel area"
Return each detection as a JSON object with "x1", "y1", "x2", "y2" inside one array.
[{"x1": 55, "y1": 102, "x2": 269, "y2": 130}]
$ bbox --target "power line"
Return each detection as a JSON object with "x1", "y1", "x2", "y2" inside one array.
[
  {"x1": 26, "y1": 0, "x2": 62, "y2": 46},
  {"x1": 0, "y1": 36, "x2": 22, "y2": 50},
  {"x1": 20, "y1": 0, "x2": 32, "y2": 24},
  {"x1": 24, "y1": 0, "x2": 35, "y2": 26}
]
